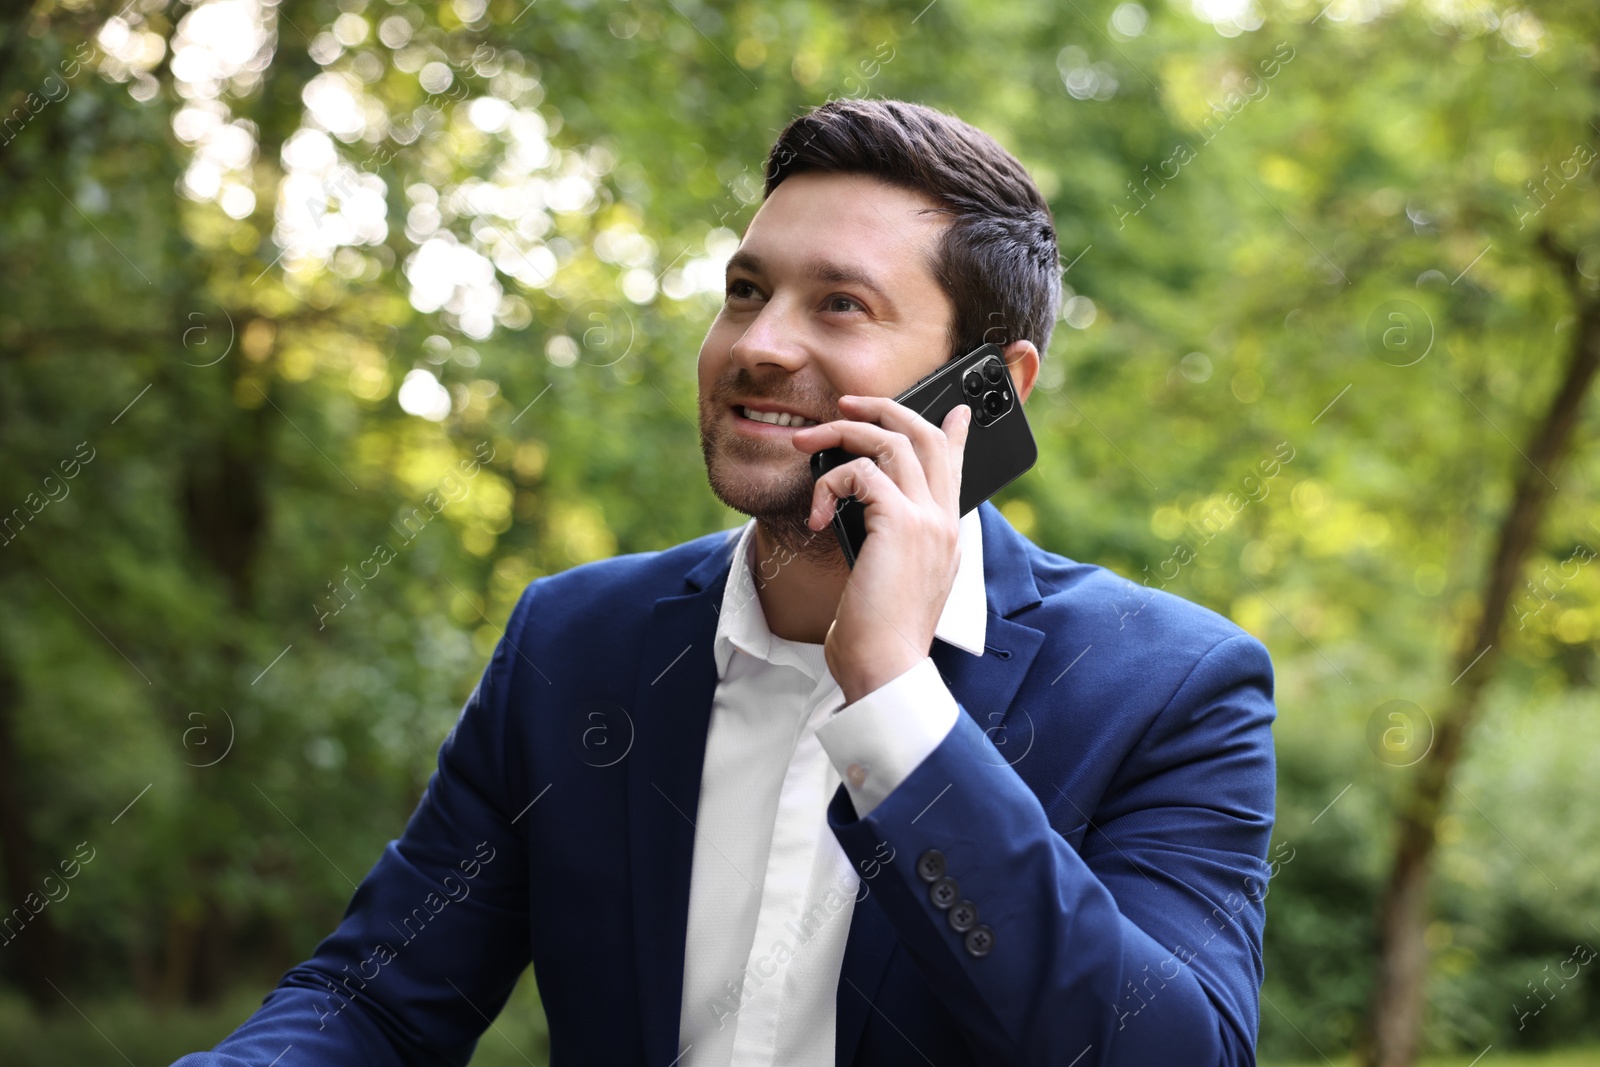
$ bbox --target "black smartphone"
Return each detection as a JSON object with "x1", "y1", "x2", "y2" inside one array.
[{"x1": 808, "y1": 342, "x2": 1037, "y2": 567}]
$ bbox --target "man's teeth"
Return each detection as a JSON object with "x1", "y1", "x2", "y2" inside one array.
[{"x1": 740, "y1": 406, "x2": 817, "y2": 427}]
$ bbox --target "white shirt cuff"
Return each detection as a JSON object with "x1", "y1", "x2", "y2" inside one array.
[{"x1": 816, "y1": 657, "x2": 960, "y2": 818}]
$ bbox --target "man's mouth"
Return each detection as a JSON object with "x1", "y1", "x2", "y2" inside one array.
[{"x1": 733, "y1": 404, "x2": 821, "y2": 429}]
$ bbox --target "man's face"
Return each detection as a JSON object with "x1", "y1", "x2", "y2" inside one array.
[{"x1": 697, "y1": 170, "x2": 955, "y2": 545}]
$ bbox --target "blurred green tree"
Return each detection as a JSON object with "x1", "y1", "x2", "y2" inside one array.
[{"x1": 0, "y1": 1, "x2": 1596, "y2": 1064}]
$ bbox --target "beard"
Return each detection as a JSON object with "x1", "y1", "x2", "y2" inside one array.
[{"x1": 698, "y1": 367, "x2": 848, "y2": 568}]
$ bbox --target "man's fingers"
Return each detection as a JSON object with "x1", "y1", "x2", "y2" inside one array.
[
  {"x1": 941, "y1": 403, "x2": 971, "y2": 508},
  {"x1": 793, "y1": 419, "x2": 931, "y2": 503},
  {"x1": 835, "y1": 394, "x2": 969, "y2": 512},
  {"x1": 808, "y1": 457, "x2": 901, "y2": 530},
  {"x1": 793, "y1": 395, "x2": 974, "y2": 509}
]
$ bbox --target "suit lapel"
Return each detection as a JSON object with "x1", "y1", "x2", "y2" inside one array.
[
  {"x1": 833, "y1": 502, "x2": 1046, "y2": 1066},
  {"x1": 624, "y1": 505, "x2": 1047, "y2": 1066},
  {"x1": 628, "y1": 532, "x2": 738, "y2": 1066}
]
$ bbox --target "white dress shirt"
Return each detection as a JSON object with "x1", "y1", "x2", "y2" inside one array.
[{"x1": 676, "y1": 511, "x2": 987, "y2": 1067}]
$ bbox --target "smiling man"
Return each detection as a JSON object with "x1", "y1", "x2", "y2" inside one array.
[
  {"x1": 173, "y1": 99, "x2": 1277, "y2": 1067},
  {"x1": 697, "y1": 164, "x2": 1024, "y2": 696}
]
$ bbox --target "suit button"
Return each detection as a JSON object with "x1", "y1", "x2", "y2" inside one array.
[
  {"x1": 929, "y1": 877, "x2": 959, "y2": 910},
  {"x1": 964, "y1": 924, "x2": 994, "y2": 957},
  {"x1": 916, "y1": 849, "x2": 945, "y2": 883},
  {"x1": 948, "y1": 900, "x2": 979, "y2": 933}
]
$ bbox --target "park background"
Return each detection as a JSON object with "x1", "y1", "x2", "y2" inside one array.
[{"x1": 1, "y1": 0, "x2": 1597, "y2": 1064}]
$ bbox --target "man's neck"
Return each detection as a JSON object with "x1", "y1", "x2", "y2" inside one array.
[{"x1": 750, "y1": 520, "x2": 850, "y2": 645}]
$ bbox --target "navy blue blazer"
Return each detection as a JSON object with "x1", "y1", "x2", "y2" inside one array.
[{"x1": 173, "y1": 501, "x2": 1277, "y2": 1067}]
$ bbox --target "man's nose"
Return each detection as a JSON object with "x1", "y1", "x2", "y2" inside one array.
[{"x1": 728, "y1": 301, "x2": 807, "y2": 374}]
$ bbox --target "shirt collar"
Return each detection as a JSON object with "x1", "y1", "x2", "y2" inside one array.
[{"x1": 712, "y1": 509, "x2": 988, "y2": 681}]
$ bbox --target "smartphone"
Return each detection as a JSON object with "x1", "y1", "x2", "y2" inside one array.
[{"x1": 808, "y1": 342, "x2": 1037, "y2": 567}]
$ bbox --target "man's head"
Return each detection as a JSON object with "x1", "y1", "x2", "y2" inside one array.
[{"x1": 697, "y1": 98, "x2": 1060, "y2": 555}]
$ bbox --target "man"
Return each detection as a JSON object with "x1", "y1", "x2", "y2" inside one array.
[{"x1": 174, "y1": 99, "x2": 1277, "y2": 1067}]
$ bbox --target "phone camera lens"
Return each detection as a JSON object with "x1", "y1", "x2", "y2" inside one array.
[
  {"x1": 982, "y1": 360, "x2": 1004, "y2": 384},
  {"x1": 982, "y1": 390, "x2": 1008, "y2": 417},
  {"x1": 962, "y1": 370, "x2": 985, "y2": 398}
]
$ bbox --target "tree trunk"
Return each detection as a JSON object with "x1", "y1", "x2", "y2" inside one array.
[{"x1": 1361, "y1": 237, "x2": 1600, "y2": 1067}]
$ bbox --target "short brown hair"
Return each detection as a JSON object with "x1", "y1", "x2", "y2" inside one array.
[{"x1": 763, "y1": 98, "x2": 1062, "y2": 363}]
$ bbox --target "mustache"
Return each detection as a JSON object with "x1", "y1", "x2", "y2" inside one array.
[{"x1": 708, "y1": 369, "x2": 840, "y2": 420}]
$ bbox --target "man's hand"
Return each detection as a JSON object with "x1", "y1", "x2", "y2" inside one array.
[{"x1": 790, "y1": 394, "x2": 973, "y2": 704}]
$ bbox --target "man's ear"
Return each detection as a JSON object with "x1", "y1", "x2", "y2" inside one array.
[{"x1": 1003, "y1": 339, "x2": 1041, "y2": 404}]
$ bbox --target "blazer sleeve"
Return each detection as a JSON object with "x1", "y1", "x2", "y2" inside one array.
[
  {"x1": 169, "y1": 589, "x2": 538, "y2": 1067},
  {"x1": 826, "y1": 632, "x2": 1277, "y2": 1067}
]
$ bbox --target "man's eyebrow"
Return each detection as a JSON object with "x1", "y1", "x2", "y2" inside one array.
[
  {"x1": 724, "y1": 249, "x2": 897, "y2": 310},
  {"x1": 808, "y1": 259, "x2": 894, "y2": 307},
  {"x1": 724, "y1": 248, "x2": 764, "y2": 280}
]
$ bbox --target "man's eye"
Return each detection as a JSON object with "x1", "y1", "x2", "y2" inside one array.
[
  {"x1": 827, "y1": 295, "x2": 864, "y2": 313},
  {"x1": 726, "y1": 280, "x2": 761, "y2": 300}
]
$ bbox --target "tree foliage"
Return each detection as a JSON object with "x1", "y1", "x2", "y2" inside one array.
[{"x1": 0, "y1": 0, "x2": 1596, "y2": 1062}]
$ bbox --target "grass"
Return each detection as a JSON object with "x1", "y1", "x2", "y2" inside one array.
[{"x1": 1, "y1": 978, "x2": 1594, "y2": 1066}]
